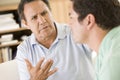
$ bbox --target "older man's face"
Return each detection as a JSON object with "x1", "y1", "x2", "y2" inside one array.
[{"x1": 23, "y1": 0, "x2": 56, "y2": 42}]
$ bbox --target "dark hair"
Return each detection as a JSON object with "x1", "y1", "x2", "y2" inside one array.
[
  {"x1": 18, "y1": 0, "x2": 50, "y2": 21},
  {"x1": 71, "y1": 0, "x2": 120, "y2": 30}
]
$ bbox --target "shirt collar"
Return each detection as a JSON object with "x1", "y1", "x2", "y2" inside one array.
[
  {"x1": 98, "y1": 25, "x2": 120, "y2": 53},
  {"x1": 55, "y1": 22, "x2": 67, "y2": 40}
]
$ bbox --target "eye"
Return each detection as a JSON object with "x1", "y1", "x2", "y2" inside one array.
[
  {"x1": 31, "y1": 15, "x2": 37, "y2": 20},
  {"x1": 68, "y1": 12, "x2": 73, "y2": 19},
  {"x1": 41, "y1": 10, "x2": 47, "y2": 16},
  {"x1": 68, "y1": 12, "x2": 71, "y2": 16}
]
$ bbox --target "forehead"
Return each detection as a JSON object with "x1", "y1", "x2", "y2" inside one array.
[
  {"x1": 70, "y1": 3, "x2": 79, "y2": 17},
  {"x1": 24, "y1": 1, "x2": 47, "y2": 15}
]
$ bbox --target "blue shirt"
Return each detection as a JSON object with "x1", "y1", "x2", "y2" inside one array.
[
  {"x1": 96, "y1": 26, "x2": 120, "y2": 80},
  {"x1": 16, "y1": 23, "x2": 95, "y2": 80}
]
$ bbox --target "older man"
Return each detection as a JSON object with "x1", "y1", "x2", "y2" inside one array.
[{"x1": 15, "y1": 0, "x2": 94, "y2": 80}]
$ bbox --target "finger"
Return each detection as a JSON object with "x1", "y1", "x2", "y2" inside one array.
[
  {"x1": 41, "y1": 59, "x2": 53, "y2": 72},
  {"x1": 47, "y1": 67, "x2": 58, "y2": 77},
  {"x1": 44, "y1": 59, "x2": 54, "y2": 73},
  {"x1": 25, "y1": 59, "x2": 33, "y2": 71},
  {"x1": 35, "y1": 57, "x2": 45, "y2": 71},
  {"x1": 37, "y1": 59, "x2": 53, "y2": 76}
]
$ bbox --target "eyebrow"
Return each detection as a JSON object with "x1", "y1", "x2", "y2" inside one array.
[
  {"x1": 31, "y1": 10, "x2": 47, "y2": 20},
  {"x1": 41, "y1": 10, "x2": 47, "y2": 16},
  {"x1": 68, "y1": 12, "x2": 71, "y2": 16}
]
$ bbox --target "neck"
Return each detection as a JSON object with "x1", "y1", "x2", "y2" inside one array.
[
  {"x1": 37, "y1": 24, "x2": 57, "y2": 49},
  {"x1": 39, "y1": 31, "x2": 57, "y2": 48},
  {"x1": 87, "y1": 27, "x2": 109, "y2": 53}
]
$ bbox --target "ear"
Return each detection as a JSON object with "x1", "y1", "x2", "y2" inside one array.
[
  {"x1": 21, "y1": 19, "x2": 30, "y2": 29},
  {"x1": 85, "y1": 14, "x2": 95, "y2": 30}
]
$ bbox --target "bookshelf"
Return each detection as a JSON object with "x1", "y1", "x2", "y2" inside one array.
[
  {"x1": 0, "y1": 27, "x2": 31, "y2": 62},
  {"x1": 0, "y1": 27, "x2": 29, "y2": 35},
  {"x1": 0, "y1": 27, "x2": 31, "y2": 48},
  {"x1": 0, "y1": 3, "x2": 31, "y2": 63}
]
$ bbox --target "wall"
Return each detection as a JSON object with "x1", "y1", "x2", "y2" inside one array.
[
  {"x1": 49, "y1": 0, "x2": 70, "y2": 24},
  {"x1": 1, "y1": 0, "x2": 119, "y2": 23},
  {"x1": 0, "y1": 0, "x2": 70, "y2": 24},
  {"x1": 0, "y1": 0, "x2": 20, "y2": 5}
]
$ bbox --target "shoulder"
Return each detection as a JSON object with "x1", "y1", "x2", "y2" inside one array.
[
  {"x1": 17, "y1": 34, "x2": 33, "y2": 50},
  {"x1": 55, "y1": 23, "x2": 71, "y2": 35},
  {"x1": 16, "y1": 35, "x2": 33, "y2": 58}
]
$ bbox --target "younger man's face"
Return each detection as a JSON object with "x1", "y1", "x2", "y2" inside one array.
[{"x1": 69, "y1": 2, "x2": 88, "y2": 44}]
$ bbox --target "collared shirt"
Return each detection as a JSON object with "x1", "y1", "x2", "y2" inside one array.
[
  {"x1": 16, "y1": 23, "x2": 94, "y2": 80},
  {"x1": 96, "y1": 26, "x2": 120, "y2": 80}
]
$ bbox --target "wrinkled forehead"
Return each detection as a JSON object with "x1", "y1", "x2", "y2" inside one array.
[
  {"x1": 69, "y1": 2, "x2": 79, "y2": 16},
  {"x1": 23, "y1": 0, "x2": 48, "y2": 17},
  {"x1": 24, "y1": 0, "x2": 47, "y2": 11}
]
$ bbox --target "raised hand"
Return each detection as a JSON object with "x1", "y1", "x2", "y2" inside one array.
[{"x1": 25, "y1": 58, "x2": 57, "y2": 80}]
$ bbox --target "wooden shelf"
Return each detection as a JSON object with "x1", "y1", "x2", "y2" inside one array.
[
  {"x1": 0, "y1": 27, "x2": 29, "y2": 35},
  {"x1": 0, "y1": 3, "x2": 18, "y2": 12},
  {"x1": 0, "y1": 41, "x2": 21, "y2": 48},
  {"x1": 0, "y1": 3, "x2": 32, "y2": 61}
]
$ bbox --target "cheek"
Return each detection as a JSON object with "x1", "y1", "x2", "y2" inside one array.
[
  {"x1": 71, "y1": 21, "x2": 80, "y2": 32},
  {"x1": 28, "y1": 21, "x2": 38, "y2": 29},
  {"x1": 73, "y1": 26, "x2": 81, "y2": 37},
  {"x1": 71, "y1": 23, "x2": 83, "y2": 42},
  {"x1": 29, "y1": 25, "x2": 38, "y2": 34}
]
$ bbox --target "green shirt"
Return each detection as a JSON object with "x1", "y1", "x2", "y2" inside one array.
[{"x1": 96, "y1": 25, "x2": 120, "y2": 80}]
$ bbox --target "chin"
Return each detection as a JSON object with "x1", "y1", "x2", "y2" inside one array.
[
  {"x1": 73, "y1": 37, "x2": 82, "y2": 44},
  {"x1": 75, "y1": 40, "x2": 82, "y2": 44}
]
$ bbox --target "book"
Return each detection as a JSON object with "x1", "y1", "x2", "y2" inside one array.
[
  {"x1": 0, "y1": 13, "x2": 20, "y2": 31},
  {"x1": 1, "y1": 47, "x2": 12, "y2": 62},
  {"x1": 1, "y1": 40, "x2": 18, "y2": 45},
  {"x1": 0, "y1": 13, "x2": 14, "y2": 18}
]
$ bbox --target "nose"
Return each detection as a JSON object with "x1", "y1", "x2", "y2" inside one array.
[
  {"x1": 37, "y1": 15, "x2": 46, "y2": 24},
  {"x1": 68, "y1": 17, "x2": 73, "y2": 27},
  {"x1": 68, "y1": 13, "x2": 73, "y2": 26}
]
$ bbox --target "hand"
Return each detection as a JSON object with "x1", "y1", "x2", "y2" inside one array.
[{"x1": 25, "y1": 58, "x2": 57, "y2": 80}]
